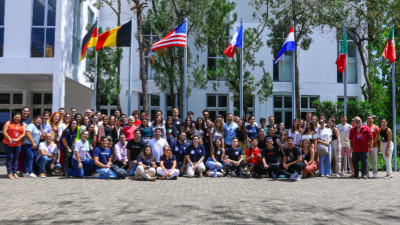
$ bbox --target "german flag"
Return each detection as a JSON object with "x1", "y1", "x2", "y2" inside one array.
[
  {"x1": 80, "y1": 21, "x2": 98, "y2": 61},
  {"x1": 96, "y1": 21, "x2": 132, "y2": 51}
]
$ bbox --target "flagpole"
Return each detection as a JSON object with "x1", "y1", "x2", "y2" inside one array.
[
  {"x1": 93, "y1": 18, "x2": 99, "y2": 111},
  {"x1": 291, "y1": 20, "x2": 296, "y2": 121},
  {"x1": 183, "y1": 18, "x2": 188, "y2": 118},
  {"x1": 392, "y1": 25, "x2": 397, "y2": 171},
  {"x1": 128, "y1": 17, "x2": 134, "y2": 115},
  {"x1": 240, "y1": 18, "x2": 244, "y2": 120},
  {"x1": 343, "y1": 22, "x2": 348, "y2": 172}
]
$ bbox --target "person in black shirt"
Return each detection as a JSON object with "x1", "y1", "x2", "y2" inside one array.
[
  {"x1": 262, "y1": 137, "x2": 281, "y2": 178},
  {"x1": 172, "y1": 108, "x2": 184, "y2": 135},
  {"x1": 257, "y1": 129, "x2": 267, "y2": 150},
  {"x1": 127, "y1": 129, "x2": 146, "y2": 176},
  {"x1": 267, "y1": 127, "x2": 278, "y2": 148},
  {"x1": 165, "y1": 116, "x2": 178, "y2": 144},
  {"x1": 280, "y1": 136, "x2": 305, "y2": 181}
]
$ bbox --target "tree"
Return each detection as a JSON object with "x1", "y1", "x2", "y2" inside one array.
[
  {"x1": 250, "y1": 0, "x2": 348, "y2": 118},
  {"x1": 146, "y1": 0, "x2": 237, "y2": 114},
  {"x1": 84, "y1": 27, "x2": 123, "y2": 111},
  {"x1": 312, "y1": 99, "x2": 373, "y2": 123}
]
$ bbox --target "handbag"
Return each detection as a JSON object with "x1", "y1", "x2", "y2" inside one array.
[{"x1": 317, "y1": 138, "x2": 329, "y2": 156}]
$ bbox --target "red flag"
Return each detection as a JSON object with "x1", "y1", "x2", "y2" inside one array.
[
  {"x1": 382, "y1": 27, "x2": 396, "y2": 64},
  {"x1": 335, "y1": 53, "x2": 346, "y2": 74}
]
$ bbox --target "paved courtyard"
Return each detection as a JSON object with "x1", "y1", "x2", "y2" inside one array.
[{"x1": 0, "y1": 168, "x2": 399, "y2": 224}]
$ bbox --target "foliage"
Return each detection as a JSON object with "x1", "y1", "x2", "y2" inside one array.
[
  {"x1": 83, "y1": 27, "x2": 123, "y2": 109},
  {"x1": 312, "y1": 99, "x2": 372, "y2": 122}
]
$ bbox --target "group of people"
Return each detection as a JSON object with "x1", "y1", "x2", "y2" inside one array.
[{"x1": 2, "y1": 106, "x2": 395, "y2": 181}]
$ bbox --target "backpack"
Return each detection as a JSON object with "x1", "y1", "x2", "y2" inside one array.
[{"x1": 110, "y1": 165, "x2": 127, "y2": 180}]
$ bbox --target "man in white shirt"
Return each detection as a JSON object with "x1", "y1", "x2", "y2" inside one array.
[
  {"x1": 316, "y1": 119, "x2": 332, "y2": 177},
  {"x1": 337, "y1": 114, "x2": 353, "y2": 174},
  {"x1": 36, "y1": 133, "x2": 61, "y2": 178},
  {"x1": 148, "y1": 128, "x2": 169, "y2": 166}
]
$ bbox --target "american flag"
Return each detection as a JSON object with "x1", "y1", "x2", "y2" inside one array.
[{"x1": 151, "y1": 21, "x2": 187, "y2": 51}]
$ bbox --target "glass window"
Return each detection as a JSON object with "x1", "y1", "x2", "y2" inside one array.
[
  {"x1": 44, "y1": 93, "x2": 52, "y2": 104},
  {"x1": 337, "y1": 40, "x2": 357, "y2": 83},
  {"x1": 273, "y1": 49, "x2": 292, "y2": 82},
  {"x1": 273, "y1": 97, "x2": 282, "y2": 108},
  {"x1": 207, "y1": 94, "x2": 229, "y2": 121},
  {"x1": 72, "y1": 0, "x2": 81, "y2": 64},
  {"x1": 207, "y1": 96, "x2": 217, "y2": 107},
  {"x1": 33, "y1": 108, "x2": 42, "y2": 118},
  {"x1": 150, "y1": 95, "x2": 160, "y2": 107},
  {"x1": 31, "y1": 0, "x2": 57, "y2": 58},
  {"x1": 142, "y1": 23, "x2": 158, "y2": 80},
  {"x1": 218, "y1": 96, "x2": 227, "y2": 107},
  {"x1": 300, "y1": 96, "x2": 318, "y2": 120},
  {"x1": 32, "y1": 93, "x2": 42, "y2": 105},
  {"x1": 338, "y1": 97, "x2": 357, "y2": 103},
  {"x1": 207, "y1": 26, "x2": 229, "y2": 80},
  {"x1": 273, "y1": 96, "x2": 292, "y2": 129},
  {"x1": 301, "y1": 97, "x2": 308, "y2": 109},
  {"x1": 13, "y1": 94, "x2": 23, "y2": 104},
  {"x1": 284, "y1": 97, "x2": 292, "y2": 108},
  {"x1": 0, "y1": 93, "x2": 10, "y2": 104}
]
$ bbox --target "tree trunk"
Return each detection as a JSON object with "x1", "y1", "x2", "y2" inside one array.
[
  {"x1": 178, "y1": 91, "x2": 183, "y2": 118},
  {"x1": 295, "y1": 52, "x2": 300, "y2": 119},
  {"x1": 356, "y1": 41, "x2": 372, "y2": 103}
]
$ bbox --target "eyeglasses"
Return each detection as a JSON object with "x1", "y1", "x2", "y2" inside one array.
[
  {"x1": 267, "y1": 141, "x2": 273, "y2": 143},
  {"x1": 355, "y1": 120, "x2": 361, "y2": 122},
  {"x1": 163, "y1": 149, "x2": 171, "y2": 151},
  {"x1": 23, "y1": 110, "x2": 29, "y2": 113}
]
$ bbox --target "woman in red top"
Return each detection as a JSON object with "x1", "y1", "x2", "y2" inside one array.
[
  {"x1": 123, "y1": 116, "x2": 138, "y2": 141},
  {"x1": 3, "y1": 113, "x2": 26, "y2": 179}
]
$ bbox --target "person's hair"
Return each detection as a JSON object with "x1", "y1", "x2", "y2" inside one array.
[
  {"x1": 303, "y1": 121, "x2": 315, "y2": 134},
  {"x1": 32, "y1": 116, "x2": 43, "y2": 129},
  {"x1": 341, "y1": 114, "x2": 347, "y2": 119},
  {"x1": 187, "y1": 111, "x2": 194, "y2": 116},
  {"x1": 70, "y1": 107, "x2": 77, "y2": 111},
  {"x1": 119, "y1": 133, "x2": 126, "y2": 138},
  {"x1": 231, "y1": 137, "x2": 239, "y2": 142},
  {"x1": 248, "y1": 115, "x2": 255, "y2": 123},
  {"x1": 268, "y1": 116, "x2": 275, "y2": 120},
  {"x1": 330, "y1": 115, "x2": 336, "y2": 119},
  {"x1": 155, "y1": 128, "x2": 163, "y2": 133},
  {"x1": 312, "y1": 116, "x2": 319, "y2": 128},
  {"x1": 287, "y1": 136, "x2": 294, "y2": 141},
  {"x1": 86, "y1": 123, "x2": 96, "y2": 136},
  {"x1": 152, "y1": 115, "x2": 164, "y2": 127},
  {"x1": 291, "y1": 118, "x2": 300, "y2": 133},
  {"x1": 42, "y1": 110, "x2": 51, "y2": 117},
  {"x1": 367, "y1": 115, "x2": 373, "y2": 119},
  {"x1": 102, "y1": 115, "x2": 109, "y2": 124},
  {"x1": 381, "y1": 118, "x2": 388, "y2": 123},
  {"x1": 299, "y1": 119, "x2": 304, "y2": 127},
  {"x1": 165, "y1": 116, "x2": 173, "y2": 129},
  {"x1": 195, "y1": 117, "x2": 206, "y2": 131},
  {"x1": 59, "y1": 108, "x2": 65, "y2": 112},
  {"x1": 100, "y1": 136, "x2": 109, "y2": 141},
  {"x1": 139, "y1": 145, "x2": 156, "y2": 161},
  {"x1": 161, "y1": 145, "x2": 173, "y2": 160},
  {"x1": 114, "y1": 109, "x2": 121, "y2": 114},
  {"x1": 260, "y1": 118, "x2": 266, "y2": 123},
  {"x1": 145, "y1": 112, "x2": 151, "y2": 116},
  {"x1": 63, "y1": 120, "x2": 78, "y2": 137},
  {"x1": 202, "y1": 109, "x2": 209, "y2": 114},
  {"x1": 81, "y1": 130, "x2": 89, "y2": 136},
  {"x1": 82, "y1": 115, "x2": 90, "y2": 125},
  {"x1": 75, "y1": 113, "x2": 83, "y2": 123},
  {"x1": 237, "y1": 119, "x2": 247, "y2": 142},
  {"x1": 251, "y1": 137, "x2": 258, "y2": 142},
  {"x1": 140, "y1": 118, "x2": 150, "y2": 128},
  {"x1": 306, "y1": 112, "x2": 313, "y2": 116},
  {"x1": 121, "y1": 114, "x2": 127, "y2": 118},
  {"x1": 49, "y1": 112, "x2": 61, "y2": 127},
  {"x1": 172, "y1": 108, "x2": 180, "y2": 113},
  {"x1": 279, "y1": 131, "x2": 287, "y2": 142},
  {"x1": 182, "y1": 117, "x2": 193, "y2": 134},
  {"x1": 134, "y1": 129, "x2": 141, "y2": 134},
  {"x1": 131, "y1": 110, "x2": 139, "y2": 116},
  {"x1": 192, "y1": 135, "x2": 199, "y2": 140},
  {"x1": 155, "y1": 110, "x2": 162, "y2": 115},
  {"x1": 227, "y1": 113, "x2": 233, "y2": 117},
  {"x1": 213, "y1": 119, "x2": 224, "y2": 135},
  {"x1": 22, "y1": 106, "x2": 30, "y2": 112},
  {"x1": 301, "y1": 138, "x2": 314, "y2": 157},
  {"x1": 327, "y1": 119, "x2": 336, "y2": 132}
]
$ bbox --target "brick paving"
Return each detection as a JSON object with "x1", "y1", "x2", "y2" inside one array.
[{"x1": 0, "y1": 168, "x2": 399, "y2": 224}]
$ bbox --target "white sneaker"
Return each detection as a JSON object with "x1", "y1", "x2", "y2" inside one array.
[
  {"x1": 23, "y1": 173, "x2": 28, "y2": 177},
  {"x1": 295, "y1": 175, "x2": 301, "y2": 181},
  {"x1": 373, "y1": 173, "x2": 378, "y2": 179},
  {"x1": 320, "y1": 174, "x2": 325, "y2": 177},
  {"x1": 27, "y1": 173, "x2": 37, "y2": 178}
]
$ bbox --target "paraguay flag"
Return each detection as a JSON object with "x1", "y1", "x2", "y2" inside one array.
[
  {"x1": 223, "y1": 23, "x2": 243, "y2": 58},
  {"x1": 274, "y1": 25, "x2": 296, "y2": 66}
]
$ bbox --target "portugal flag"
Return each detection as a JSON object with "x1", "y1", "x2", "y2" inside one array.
[
  {"x1": 383, "y1": 27, "x2": 396, "y2": 64},
  {"x1": 336, "y1": 26, "x2": 347, "y2": 74},
  {"x1": 96, "y1": 21, "x2": 132, "y2": 51},
  {"x1": 80, "y1": 21, "x2": 98, "y2": 61}
]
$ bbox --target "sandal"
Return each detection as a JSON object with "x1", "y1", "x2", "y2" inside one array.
[
  {"x1": 199, "y1": 173, "x2": 203, "y2": 178},
  {"x1": 13, "y1": 174, "x2": 19, "y2": 179},
  {"x1": 7, "y1": 174, "x2": 14, "y2": 179}
]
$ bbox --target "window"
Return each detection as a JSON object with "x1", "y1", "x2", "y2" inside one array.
[
  {"x1": 207, "y1": 94, "x2": 228, "y2": 121},
  {"x1": 0, "y1": 93, "x2": 23, "y2": 105},
  {"x1": 31, "y1": 0, "x2": 57, "y2": 58},
  {"x1": 300, "y1": 96, "x2": 319, "y2": 120},
  {"x1": 0, "y1": 0, "x2": 5, "y2": 57},
  {"x1": 142, "y1": 23, "x2": 158, "y2": 80},
  {"x1": 166, "y1": 93, "x2": 178, "y2": 117},
  {"x1": 99, "y1": 94, "x2": 117, "y2": 116},
  {"x1": 72, "y1": 0, "x2": 82, "y2": 65},
  {"x1": 85, "y1": 7, "x2": 95, "y2": 70},
  {"x1": 207, "y1": 26, "x2": 229, "y2": 80},
  {"x1": 32, "y1": 92, "x2": 52, "y2": 118},
  {"x1": 233, "y1": 95, "x2": 254, "y2": 117},
  {"x1": 273, "y1": 31, "x2": 293, "y2": 82},
  {"x1": 337, "y1": 40, "x2": 357, "y2": 83},
  {"x1": 139, "y1": 93, "x2": 160, "y2": 119},
  {"x1": 273, "y1": 96, "x2": 292, "y2": 129},
  {"x1": 338, "y1": 96, "x2": 357, "y2": 103}
]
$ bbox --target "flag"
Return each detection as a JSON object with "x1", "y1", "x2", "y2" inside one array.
[
  {"x1": 96, "y1": 21, "x2": 132, "y2": 51},
  {"x1": 80, "y1": 21, "x2": 98, "y2": 61},
  {"x1": 336, "y1": 26, "x2": 348, "y2": 73},
  {"x1": 274, "y1": 25, "x2": 296, "y2": 66},
  {"x1": 151, "y1": 21, "x2": 187, "y2": 51},
  {"x1": 383, "y1": 26, "x2": 396, "y2": 64},
  {"x1": 223, "y1": 23, "x2": 243, "y2": 58}
]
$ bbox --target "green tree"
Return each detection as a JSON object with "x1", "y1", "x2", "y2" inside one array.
[{"x1": 312, "y1": 99, "x2": 373, "y2": 123}]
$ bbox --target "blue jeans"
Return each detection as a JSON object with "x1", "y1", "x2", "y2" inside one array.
[
  {"x1": 23, "y1": 144, "x2": 37, "y2": 174},
  {"x1": 352, "y1": 151, "x2": 369, "y2": 177},
  {"x1": 67, "y1": 158, "x2": 95, "y2": 178},
  {"x1": 206, "y1": 157, "x2": 222, "y2": 170},
  {"x1": 36, "y1": 156, "x2": 61, "y2": 174},
  {"x1": 4, "y1": 143, "x2": 22, "y2": 174},
  {"x1": 319, "y1": 144, "x2": 332, "y2": 175},
  {"x1": 129, "y1": 161, "x2": 138, "y2": 176},
  {"x1": 141, "y1": 137, "x2": 150, "y2": 145}
]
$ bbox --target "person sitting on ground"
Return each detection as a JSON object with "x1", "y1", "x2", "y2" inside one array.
[
  {"x1": 205, "y1": 137, "x2": 224, "y2": 177},
  {"x1": 113, "y1": 134, "x2": 128, "y2": 170},
  {"x1": 127, "y1": 129, "x2": 146, "y2": 176},
  {"x1": 66, "y1": 131, "x2": 94, "y2": 178},
  {"x1": 262, "y1": 137, "x2": 281, "y2": 178},
  {"x1": 36, "y1": 133, "x2": 61, "y2": 178},
  {"x1": 245, "y1": 138, "x2": 266, "y2": 178},
  {"x1": 280, "y1": 136, "x2": 305, "y2": 181},
  {"x1": 224, "y1": 138, "x2": 246, "y2": 177},
  {"x1": 301, "y1": 138, "x2": 317, "y2": 178},
  {"x1": 157, "y1": 145, "x2": 179, "y2": 180},
  {"x1": 169, "y1": 132, "x2": 188, "y2": 176},
  {"x1": 185, "y1": 135, "x2": 206, "y2": 178},
  {"x1": 135, "y1": 146, "x2": 157, "y2": 181},
  {"x1": 94, "y1": 136, "x2": 112, "y2": 170}
]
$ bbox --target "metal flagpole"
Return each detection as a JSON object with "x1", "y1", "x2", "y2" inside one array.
[
  {"x1": 183, "y1": 18, "x2": 188, "y2": 118},
  {"x1": 392, "y1": 25, "x2": 397, "y2": 171},
  {"x1": 93, "y1": 17, "x2": 99, "y2": 111},
  {"x1": 128, "y1": 17, "x2": 134, "y2": 115},
  {"x1": 240, "y1": 18, "x2": 244, "y2": 119},
  {"x1": 343, "y1": 22, "x2": 348, "y2": 172},
  {"x1": 291, "y1": 20, "x2": 296, "y2": 121}
]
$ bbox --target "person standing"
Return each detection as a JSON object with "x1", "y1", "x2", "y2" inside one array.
[
  {"x1": 18, "y1": 107, "x2": 31, "y2": 175},
  {"x1": 3, "y1": 113, "x2": 26, "y2": 179},
  {"x1": 236, "y1": 119, "x2": 248, "y2": 151},
  {"x1": 131, "y1": 110, "x2": 141, "y2": 126},
  {"x1": 246, "y1": 115, "x2": 259, "y2": 145},
  {"x1": 288, "y1": 118, "x2": 302, "y2": 147},
  {"x1": 366, "y1": 115, "x2": 380, "y2": 178},
  {"x1": 148, "y1": 128, "x2": 169, "y2": 165},
  {"x1": 165, "y1": 117, "x2": 178, "y2": 144},
  {"x1": 123, "y1": 116, "x2": 138, "y2": 142},
  {"x1": 137, "y1": 119, "x2": 152, "y2": 144},
  {"x1": 349, "y1": 117, "x2": 373, "y2": 179},
  {"x1": 223, "y1": 113, "x2": 238, "y2": 149},
  {"x1": 172, "y1": 108, "x2": 184, "y2": 134},
  {"x1": 36, "y1": 133, "x2": 61, "y2": 178},
  {"x1": 112, "y1": 118, "x2": 124, "y2": 145},
  {"x1": 337, "y1": 114, "x2": 353, "y2": 174},
  {"x1": 380, "y1": 119, "x2": 394, "y2": 178},
  {"x1": 21, "y1": 107, "x2": 31, "y2": 125},
  {"x1": 22, "y1": 116, "x2": 44, "y2": 177},
  {"x1": 327, "y1": 119, "x2": 341, "y2": 177},
  {"x1": 59, "y1": 120, "x2": 78, "y2": 175},
  {"x1": 127, "y1": 130, "x2": 146, "y2": 176},
  {"x1": 316, "y1": 119, "x2": 332, "y2": 177}
]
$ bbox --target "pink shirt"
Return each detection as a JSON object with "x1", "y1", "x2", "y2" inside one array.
[
  {"x1": 123, "y1": 125, "x2": 138, "y2": 141},
  {"x1": 113, "y1": 141, "x2": 128, "y2": 162}
]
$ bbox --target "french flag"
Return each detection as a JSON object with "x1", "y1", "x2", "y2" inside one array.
[
  {"x1": 274, "y1": 25, "x2": 296, "y2": 66},
  {"x1": 223, "y1": 23, "x2": 243, "y2": 58}
]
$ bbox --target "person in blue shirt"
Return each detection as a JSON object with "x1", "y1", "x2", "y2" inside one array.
[
  {"x1": 169, "y1": 132, "x2": 188, "y2": 176},
  {"x1": 23, "y1": 116, "x2": 44, "y2": 177},
  {"x1": 135, "y1": 145, "x2": 157, "y2": 181},
  {"x1": 59, "y1": 120, "x2": 78, "y2": 175},
  {"x1": 185, "y1": 135, "x2": 206, "y2": 178},
  {"x1": 157, "y1": 145, "x2": 179, "y2": 180},
  {"x1": 224, "y1": 137, "x2": 246, "y2": 177},
  {"x1": 94, "y1": 136, "x2": 112, "y2": 169},
  {"x1": 205, "y1": 137, "x2": 224, "y2": 177},
  {"x1": 246, "y1": 115, "x2": 259, "y2": 145},
  {"x1": 223, "y1": 113, "x2": 238, "y2": 149}
]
